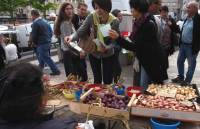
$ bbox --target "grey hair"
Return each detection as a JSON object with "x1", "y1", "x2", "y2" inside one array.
[{"x1": 188, "y1": 1, "x2": 199, "y2": 10}]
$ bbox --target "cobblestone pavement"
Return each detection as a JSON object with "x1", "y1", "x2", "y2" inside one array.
[{"x1": 29, "y1": 51, "x2": 200, "y2": 86}]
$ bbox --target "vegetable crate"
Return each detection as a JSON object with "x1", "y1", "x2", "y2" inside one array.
[{"x1": 78, "y1": 88, "x2": 136, "y2": 120}]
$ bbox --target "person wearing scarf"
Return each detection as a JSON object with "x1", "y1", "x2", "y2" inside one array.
[
  {"x1": 109, "y1": 0, "x2": 168, "y2": 89},
  {"x1": 65, "y1": 0, "x2": 119, "y2": 84}
]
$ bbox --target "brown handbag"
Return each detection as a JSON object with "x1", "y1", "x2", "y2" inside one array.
[{"x1": 78, "y1": 23, "x2": 97, "y2": 54}]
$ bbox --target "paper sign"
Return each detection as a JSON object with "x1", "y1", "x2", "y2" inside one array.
[{"x1": 99, "y1": 24, "x2": 111, "y2": 37}]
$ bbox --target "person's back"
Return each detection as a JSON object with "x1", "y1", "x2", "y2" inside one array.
[
  {"x1": 30, "y1": 10, "x2": 60, "y2": 75},
  {"x1": 32, "y1": 18, "x2": 52, "y2": 45}
]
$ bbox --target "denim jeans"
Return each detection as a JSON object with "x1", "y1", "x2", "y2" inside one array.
[
  {"x1": 36, "y1": 43, "x2": 59, "y2": 73},
  {"x1": 140, "y1": 66, "x2": 150, "y2": 90},
  {"x1": 177, "y1": 44, "x2": 198, "y2": 82}
]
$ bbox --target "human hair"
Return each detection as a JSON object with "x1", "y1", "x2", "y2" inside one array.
[
  {"x1": 129, "y1": 0, "x2": 149, "y2": 13},
  {"x1": 31, "y1": 10, "x2": 40, "y2": 17},
  {"x1": 148, "y1": 0, "x2": 160, "y2": 5},
  {"x1": 0, "y1": 63, "x2": 44, "y2": 122},
  {"x1": 54, "y1": 2, "x2": 74, "y2": 37},
  {"x1": 77, "y1": 2, "x2": 88, "y2": 9},
  {"x1": 188, "y1": 1, "x2": 199, "y2": 10},
  {"x1": 111, "y1": 9, "x2": 121, "y2": 17},
  {"x1": 92, "y1": 0, "x2": 112, "y2": 13},
  {"x1": 160, "y1": 5, "x2": 169, "y2": 12}
]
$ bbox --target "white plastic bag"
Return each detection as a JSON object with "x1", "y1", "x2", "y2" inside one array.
[
  {"x1": 133, "y1": 57, "x2": 140, "y2": 72},
  {"x1": 77, "y1": 120, "x2": 95, "y2": 129}
]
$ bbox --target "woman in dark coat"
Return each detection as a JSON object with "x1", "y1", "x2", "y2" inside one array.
[
  {"x1": 109, "y1": 0, "x2": 168, "y2": 89},
  {"x1": 0, "y1": 34, "x2": 6, "y2": 71}
]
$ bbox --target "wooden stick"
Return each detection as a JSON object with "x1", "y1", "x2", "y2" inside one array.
[
  {"x1": 128, "y1": 94, "x2": 136, "y2": 107},
  {"x1": 80, "y1": 88, "x2": 94, "y2": 101}
]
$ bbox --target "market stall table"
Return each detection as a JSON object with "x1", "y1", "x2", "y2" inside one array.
[{"x1": 47, "y1": 81, "x2": 200, "y2": 129}]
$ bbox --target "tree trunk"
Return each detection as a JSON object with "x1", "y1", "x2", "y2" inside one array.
[
  {"x1": 9, "y1": 11, "x2": 15, "y2": 25},
  {"x1": 43, "y1": 10, "x2": 46, "y2": 19}
]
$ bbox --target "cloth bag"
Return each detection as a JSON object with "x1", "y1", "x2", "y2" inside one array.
[{"x1": 78, "y1": 26, "x2": 97, "y2": 53}]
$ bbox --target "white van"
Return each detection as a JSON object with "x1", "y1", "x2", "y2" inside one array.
[
  {"x1": 15, "y1": 23, "x2": 32, "y2": 48},
  {"x1": 15, "y1": 23, "x2": 58, "y2": 49}
]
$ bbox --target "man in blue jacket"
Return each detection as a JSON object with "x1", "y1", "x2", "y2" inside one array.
[
  {"x1": 172, "y1": 1, "x2": 200, "y2": 85},
  {"x1": 31, "y1": 10, "x2": 60, "y2": 75}
]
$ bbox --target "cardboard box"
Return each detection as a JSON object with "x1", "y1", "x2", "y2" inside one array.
[
  {"x1": 131, "y1": 106, "x2": 200, "y2": 122},
  {"x1": 79, "y1": 103, "x2": 130, "y2": 120},
  {"x1": 77, "y1": 88, "x2": 136, "y2": 120}
]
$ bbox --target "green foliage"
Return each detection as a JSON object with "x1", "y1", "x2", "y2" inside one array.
[
  {"x1": 0, "y1": 0, "x2": 28, "y2": 18},
  {"x1": 30, "y1": 0, "x2": 57, "y2": 18}
]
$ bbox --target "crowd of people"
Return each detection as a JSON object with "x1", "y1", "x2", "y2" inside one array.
[
  {"x1": 0, "y1": 0, "x2": 200, "y2": 128},
  {"x1": 0, "y1": 0, "x2": 199, "y2": 87}
]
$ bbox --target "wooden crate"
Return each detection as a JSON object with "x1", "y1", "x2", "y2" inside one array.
[
  {"x1": 80, "y1": 103, "x2": 130, "y2": 120},
  {"x1": 78, "y1": 88, "x2": 136, "y2": 120},
  {"x1": 131, "y1": 106, "x2": 200, "y2": 122}
]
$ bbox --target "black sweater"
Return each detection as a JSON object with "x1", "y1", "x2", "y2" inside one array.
[{"x1": 116, "y1": 16, "x2": 168, "y2": 83}]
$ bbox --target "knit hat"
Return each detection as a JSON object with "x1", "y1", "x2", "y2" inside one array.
[{"x1": 92, "y1": 0, "x2": 112, "y2": 13}]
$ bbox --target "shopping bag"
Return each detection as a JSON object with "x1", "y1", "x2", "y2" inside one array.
[{"x1": 77, "y1": 120, "x2": 95, "y2": 129}]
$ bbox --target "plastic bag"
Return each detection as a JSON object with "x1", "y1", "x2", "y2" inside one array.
[
  {"x1": 133, "y1": 57, "x2": 140, "y2": 72},
  {"x1": 77, "y1": 120, "x2": 95, "y2": 129}
]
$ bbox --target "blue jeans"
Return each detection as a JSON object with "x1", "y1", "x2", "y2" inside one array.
[
  {"x1": 140, "y1": 66, "x2": 150, "y2": 90},
  {"x1": 36, "y1": 43, "x2": 59, "y2": 73},
  {"x1": 177, "y1": 44, "x2": 198, "y2": 82}
]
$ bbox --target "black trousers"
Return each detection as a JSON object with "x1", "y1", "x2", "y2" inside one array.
[
  {"x1": 63, "y1": 51, "x2": 88, "y2": 81},
  {"x1": 113, "y1": 50, "x2": 122, "y2": 83},
  {"x1": 89, "y1": 54, "x2": 114, "y2": 84}
]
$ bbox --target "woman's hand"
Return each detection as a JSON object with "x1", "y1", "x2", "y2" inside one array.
[
  {"x1": 64, "y1": 36, "x2": 72, "y2": 44},
  {"x1": 109, "y1": 30, "x2": 119, "y2": 40},
  {"x1": 80, "y1": 50, "x2": 86, "y2": 59}
]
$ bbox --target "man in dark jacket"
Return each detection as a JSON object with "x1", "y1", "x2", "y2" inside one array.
[
  {"x1": 0, "y1": 34, "x2": 6, "y2": 71},
  {"x1": 31, "y1": 10, "x2": 60, "y2": 75},
  {"x1": 172, "y1": 1, "x2": 200, "y2": 85},
  {"x1": 71, "y1": 2, "x2": 88, "y2": 82}
]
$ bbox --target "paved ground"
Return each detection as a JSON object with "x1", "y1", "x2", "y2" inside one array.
[{"x1": 29, "y1": 50, "x2": 200, "y2": 86}]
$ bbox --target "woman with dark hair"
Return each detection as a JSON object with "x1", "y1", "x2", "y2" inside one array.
[
  {"x1": 65, "y1": 0, "x2": 119, "y2": 84},
  {"x1": 54, "y1": 2, "x2": 87, "y2": 80},
  {"x1": 109, "y1": 0, "x2": 168, "y2": 89},
  {"x1": 0, "y1": 63, "x2": 80, "y2": 129}
]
